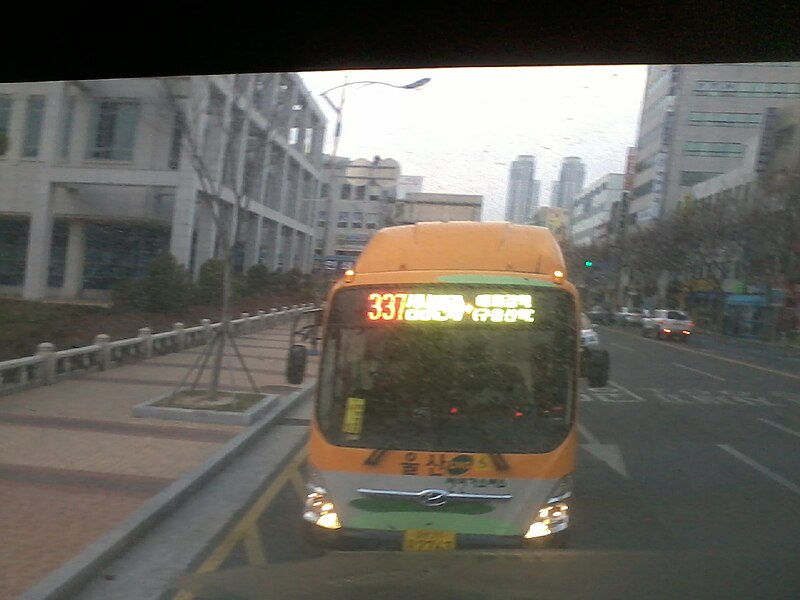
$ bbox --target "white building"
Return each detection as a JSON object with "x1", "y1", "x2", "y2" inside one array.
[
  {"x1": 569, "y1": 173, "x2": 625, "y2": 246},
  {"x1": 395, "y1": 192, "x2": 483, "y2": 224},
  {"x1": 0, "y1": 74, "x2": 326, "y2": 300},
  {"x1": 629, "y1": 62, "x2": 800, "y2": 224},
  {"x1": 396, "y1": 175, "x2": 424, "y2": 199},
  {"x1": 314, "y1": 156, "x2": 401, "y2": 273}
]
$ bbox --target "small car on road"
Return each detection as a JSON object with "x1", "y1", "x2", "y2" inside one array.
[
  {"x1": 616, "y1": 306, "x2": 645, "y2": 326},
  {"x1": 581, "y1": 313, "x2": 609, "y2": 387},
  {"x1": 641, "y1": 309, "x2": 694, "y2": 341}
]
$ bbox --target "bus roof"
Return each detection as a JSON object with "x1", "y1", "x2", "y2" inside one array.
[{"x1": 354, "y1": 221, "x2": 566, "y2": 275}]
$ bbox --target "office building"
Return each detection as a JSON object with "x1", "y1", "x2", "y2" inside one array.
[
  {"x1": 314, "y1": 155, "x2": 401, "y2": 272},
  {"x1": 569, "y1": 173, "x2": 625, "y2": 247},
  {"x1": 551, "y1": 156, "x2": 586, "y2": 211},
  {"x1": 629, "y1": 62, "x2": 800, "y2": 224},
  {"x1": 394, "y1": 192, "x2": 483, "y2": 224},
  {"x1": 504, "y1": 155, "x2": 540, "y2": 223},
  {"x1": 397, "y1": 175, "x2": 424, "y2": 199},
  {"x1": 0, "y1": 74, "x2": 326, "y2": 300}
]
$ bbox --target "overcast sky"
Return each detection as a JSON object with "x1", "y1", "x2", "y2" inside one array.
[{"x1": 299, "y1": 66, "x2": 648, "y2": 221}]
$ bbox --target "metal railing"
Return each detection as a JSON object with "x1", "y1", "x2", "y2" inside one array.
[{"x1": 0, "y1": 304, "x2": 315, "y2": 397}]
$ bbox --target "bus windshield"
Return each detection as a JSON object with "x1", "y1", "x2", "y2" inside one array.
[{"x1": 317, "y1": 285, "x2": 577, "y2": 454}]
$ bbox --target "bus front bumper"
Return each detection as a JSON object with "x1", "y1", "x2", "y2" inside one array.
[{"x1": 302, "y1": 522, "x2": 568, "y2": 551}]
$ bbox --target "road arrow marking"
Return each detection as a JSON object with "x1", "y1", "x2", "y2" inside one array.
[
  {"x1": 582, "y1": 444, "x2": 629, "y2": 478},
  {"x1": 578, "y1": 423, "x2": 629, "y2": 477}
]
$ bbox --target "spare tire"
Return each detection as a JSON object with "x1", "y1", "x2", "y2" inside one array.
[{"x1": 287, "y1": 344, "x2": 307, "y2": 384}]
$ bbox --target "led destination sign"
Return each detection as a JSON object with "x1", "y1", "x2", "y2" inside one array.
[{"x1": 366, "y1": 292, "x2": 535, "y2": 323}]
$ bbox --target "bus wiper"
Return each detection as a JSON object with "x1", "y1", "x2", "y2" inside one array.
[
  {"x1": 365, "y1": 448, "x2": 389, "y2": 466},
  {"x1": 490, "y1": 453, "x2": 509, "y2": 471}
]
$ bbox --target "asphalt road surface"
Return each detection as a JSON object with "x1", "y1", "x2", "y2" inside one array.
[{"x1": 171, "y1": 327, "x2": 800, "y2": 600}]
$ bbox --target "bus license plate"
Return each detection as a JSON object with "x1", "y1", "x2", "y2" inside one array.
[{"x1": 402, "y1": 530, "x2": 456, "y2": 552}]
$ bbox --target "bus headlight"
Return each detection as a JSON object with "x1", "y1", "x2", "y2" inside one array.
[
  {"x1": 524, "y1": 476, "x2": 572, "y2": 539},
  {"x1": 303, "y1": 485, "x2": 342, "y2": 530}
]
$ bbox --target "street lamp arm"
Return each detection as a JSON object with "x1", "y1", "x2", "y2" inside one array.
[{"x1": 320, "y1": 77, "x2": 430, "y2": 97}]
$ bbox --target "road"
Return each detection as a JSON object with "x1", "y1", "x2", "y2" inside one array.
[{"x1": 84, "y1": 326, "x2": 800, "y2": 600}]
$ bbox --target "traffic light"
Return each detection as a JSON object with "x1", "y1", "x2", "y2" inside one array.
[{"x1": 584, "y1": 260, "x2": 594, "y2": 267}]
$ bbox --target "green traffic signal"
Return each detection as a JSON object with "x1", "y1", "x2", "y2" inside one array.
[{"x1": 584, "y1": 260, "x2": 593, "y2": 267}]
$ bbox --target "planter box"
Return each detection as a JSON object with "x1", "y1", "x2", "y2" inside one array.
[{"x1": 133, "y1": 388, "x2": 279, "y2": 426}]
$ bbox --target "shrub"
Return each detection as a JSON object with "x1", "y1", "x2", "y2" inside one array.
[
  {"x1": 196, "y1": 258, "x2": 226, "y2": 305},
  {"x1": 141, "y1": 253, "x2": 193, "y2": 314}
]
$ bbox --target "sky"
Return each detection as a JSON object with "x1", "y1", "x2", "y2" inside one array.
[{"x1": 299, "y1": 66, "x2": 648, "y2": 221}]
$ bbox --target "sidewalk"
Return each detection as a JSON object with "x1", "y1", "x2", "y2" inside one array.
[
  {"x1": 695, "y1": 327, "x2": 800, "y2": 354},
  {"x1": 0, "y1": 322, "x2": 318, "y2": 600}
]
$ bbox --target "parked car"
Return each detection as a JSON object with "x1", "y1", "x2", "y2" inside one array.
[
  {"x1": 641, "y1": 309, "x2": 695, "y2": 341},
  {"x1": 586, "y1": 305, "x2": 612, "y2": 325},
  {"x1": 580, "y1": 313, "x2": 609, "y2": 387},
  {"x1": 616, "y1": 306, "x2": 645, "y2": 326}
]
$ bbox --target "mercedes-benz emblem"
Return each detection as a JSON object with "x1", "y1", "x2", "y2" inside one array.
[{"x1": 418, "y1": 489, "x2": 450, "y2": 507}]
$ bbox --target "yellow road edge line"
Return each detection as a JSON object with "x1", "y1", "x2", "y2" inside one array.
[
  {"x1": 606, "y1": 327, "x2": 800, "y2": 381},
  {"x1": 174, "y1": 447, "x2": 308, "y2": 599},
  {"x1": 244, "y1": 529, "x2": 268, "y2": 566}
]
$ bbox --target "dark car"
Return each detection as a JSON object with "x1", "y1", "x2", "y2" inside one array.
[{"x1": 586, "y1": 305, "x2": 612, "y2": 325}]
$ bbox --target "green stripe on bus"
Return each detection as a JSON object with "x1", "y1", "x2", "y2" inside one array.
[
  {"x1": 436, "y1": 275, "x2": 557, "y2": 287},
  {"x1": 347, "y1": 511, "x2": 517, "y2": 536}
]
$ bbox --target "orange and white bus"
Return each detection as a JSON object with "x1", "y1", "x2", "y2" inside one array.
[{"x1": 290, "y1": 222, "x2": 608, "y2": 550}]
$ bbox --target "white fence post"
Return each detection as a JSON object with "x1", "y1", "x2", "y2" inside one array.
[
  {"x1": 174, "y1": 322, "x2": 186, "y2": 349},
  {"x1": 37, "y1": 342, "x2": 56, "y2": 385},
  {"x1": 256, "y1": 310, "x2": 266, "y2": 331},
  {"x1": 202, "y1": 319, "x2": 212, "y2": 342},
  {"x1": 139, "y1": 327, "x2": 153, "y2": 358},
  {"x1": 240, "y1": 312, "x2": 250, "y2": 334},
  {"x1": 95, "y1": 334, "x2": 111, "y2": 370}
]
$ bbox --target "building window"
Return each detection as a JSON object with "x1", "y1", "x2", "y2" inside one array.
[
  {"x1": 168, "y1": 113, "x2": 182, "y2": 170},
  {"x1": 88, "y1": 99, "x2": 139, "y2": 161},
  {"x1": 321, "y1": 183, "x2": 330, "y2": 198},
  {"x1": 355, "y1": 185, "x2": 366, "y2": 200},
  {"x1": 22, "y1": 96, "x2": 46, "y2": 158},
  {"x1": 632, "y1": 180, "x2": 653, "y2": 199},
  {"x1": 303, "y1": 128, "x2": 313, "y2": 154},
  {"x1": 352, "y1": 211, "x2": 363, "y2": 228},
  {"x1": 679, "y1": 171, "x2": 723, "y2": 186},
  {"x1": 59, "y1": 96, "x2": 75, "y2": 159},
  {"x1": 288, "y1": 127, "x2": 299, "y2": 145},
  {"x1": 694, "y1": 81, "x2": 800, "y2": 98},
  {"x1": 687, "y1": 112, "x2": 761, "y2": 127},
  {"x1": 683, "y1": 141, "x2": 744, "y2": 157},
  {"x1": 337, "y1": 211, "x2": 348, "y2": 228},
  {"x1": 366, "y1": 212, "x2": 379, "y2": 229},
  {"x1": 317, "y1": 209, "x2": 327, "y2": 227},
  {"x1": 340, "y1": 184, "x2": 352, "y2": 200},
  {"x1": 0, "y1": 97, "x2": 11, "y2": 157}
]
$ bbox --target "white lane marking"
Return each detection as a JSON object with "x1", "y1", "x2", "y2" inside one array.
[
  {"x1": 577, "y1": 423, "x2": 599, "y2": 444},
  {"x1": 582, "y1": 444, "x2": 629, "y2": 478},
  {"x1": 610, "y1": 342, "x2": 636, "y2": 351},
  {"x1": 608, "y1": 380, "x2": 649, "y2": 403},
  {"x1": 759, "y1": 418, "x2": 800, "y2": 440},
  {"x1": 577, "y1": 425, "x2": 629, "y2": 477},
  {"x1": 718, "y1": 445, "x2": 800, "y2": 496},
  {"x1": 673, "y1": 363, "x2": 726, "y2": 381}
]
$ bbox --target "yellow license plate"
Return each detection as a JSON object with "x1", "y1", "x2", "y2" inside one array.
[{"x1": 402, "y1": 529, "x2": 456, "y2": 552}]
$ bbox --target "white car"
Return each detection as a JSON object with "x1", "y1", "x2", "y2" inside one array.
[
  {"x1": 641, "y1": 309, "x2": 695, "y2": 341},
  {"x1": 616, "y1": 306, "x2": 645, "y2": 326},
  {"x1": 580, "y1": 313, "x2": 609, "y2": 387}
]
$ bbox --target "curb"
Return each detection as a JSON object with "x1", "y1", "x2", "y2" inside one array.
[
  {"x1": 19, "y1": 379, "x2": 318, "y2": 600},
  {"x1": 695, "y1": 328, "x2": 800, "y2": 354}
]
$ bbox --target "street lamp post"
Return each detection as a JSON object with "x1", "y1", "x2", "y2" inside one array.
[{"x1": 317, "y1": 77, "x2": 430, "y2": 277}]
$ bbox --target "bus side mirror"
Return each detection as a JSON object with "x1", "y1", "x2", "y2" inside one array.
[{"x1": 287, "y1": 344, "x2": 307, "y2": 385}]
